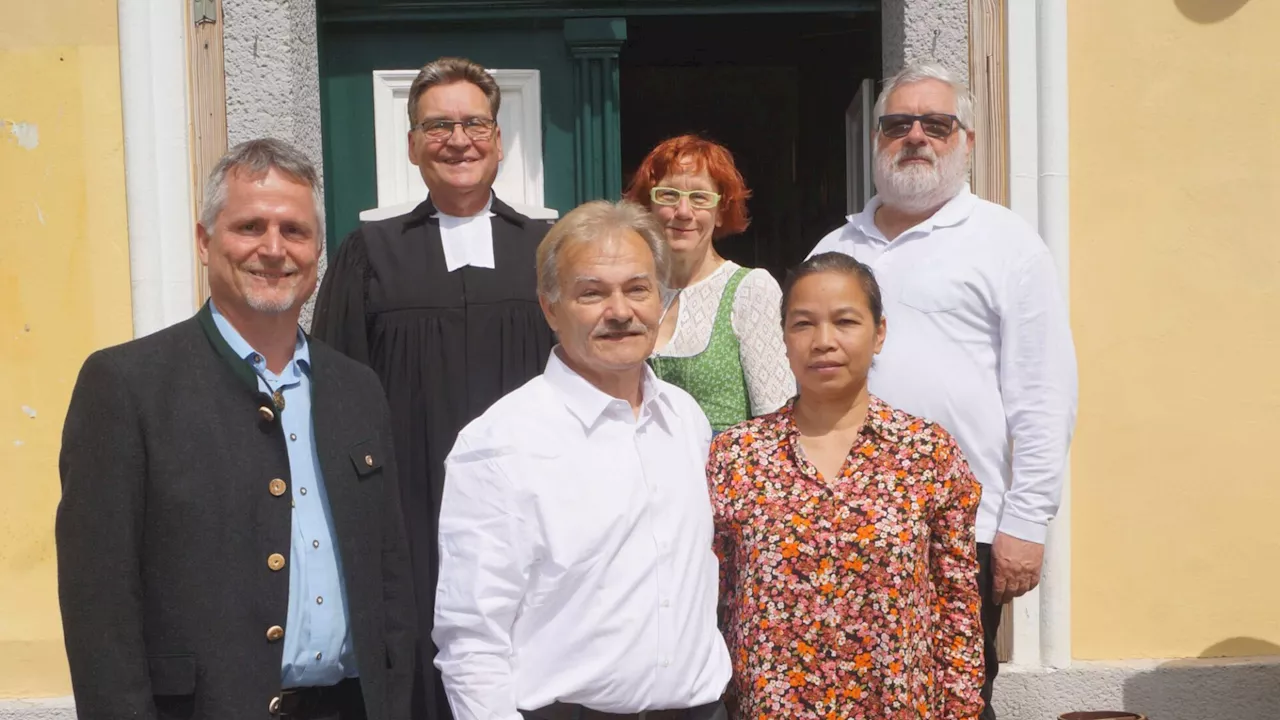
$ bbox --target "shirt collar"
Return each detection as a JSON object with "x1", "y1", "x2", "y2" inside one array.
[
  {"x1": 541, "y1": 348, "x2": 673, "y2": 430},
  {"x1": 861, "y1": 394, "x2": 904, "y2": 444},
  {"x1": 848, "y1": 184, "x2": 978, "y2": 242},
  {"x1": 406, "y1": 191, "x2": 529, "y2": 228},
  {"x1": 430, "y1": 193, "x2": 494, "y2": 220},
  {"x1": 209, "y1": 300, "x2": 310, "y2": 379},
  {"x1": 780, "y1": 394, "x2": 903, "y2": 445}
]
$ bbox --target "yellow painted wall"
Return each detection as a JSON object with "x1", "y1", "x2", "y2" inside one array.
[
  {"x1": 1070, "y1": 0, "x2": 1280, "y2": 659},
  {"x1": 0, "y1": 0, "x2": 132, "y2": 698}
]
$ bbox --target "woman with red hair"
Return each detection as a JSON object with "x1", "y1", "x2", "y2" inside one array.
[{"x1": 624, "y1": 135, "x2": 793, "y2": 432}]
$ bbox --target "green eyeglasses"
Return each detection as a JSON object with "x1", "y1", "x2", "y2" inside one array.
[
  {"x1": 650, "y1": 187, "x2": 722, "y2": 210},
  {"x1": 412, "y1": 117, "x2": 497, "y2": 142}
]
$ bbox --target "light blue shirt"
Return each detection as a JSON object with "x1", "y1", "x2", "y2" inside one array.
[{"x1": 210, "y1": 303, "x2": 358, "y2": 687}]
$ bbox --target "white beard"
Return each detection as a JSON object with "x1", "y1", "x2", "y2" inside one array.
[
  {"x1": 240, "y1": 264, "x2": 303, "y2": 314},
  {"x1": 245, "y1": 293, "x2": 297, "y2": 314},
  {"x1": 873, "y1": 139, "x2": 970, "y2": 214}
]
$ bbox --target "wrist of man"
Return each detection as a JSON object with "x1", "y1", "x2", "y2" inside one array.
[{"x1": 996, "y1": 514, "x2": 1048, "y2": 544}]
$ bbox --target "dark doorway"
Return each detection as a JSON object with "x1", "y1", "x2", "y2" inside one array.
[{"x1": 620, "y1": 12, "x2": 880, "y2": 279}]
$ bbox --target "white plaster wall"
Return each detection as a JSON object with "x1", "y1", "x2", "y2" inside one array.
[
  {"x1": 881, "y1": 0, "x2": 970, "y2": 81},
  {"x1": 223, "y1": 0, "x2": 327, "y2": 329}
]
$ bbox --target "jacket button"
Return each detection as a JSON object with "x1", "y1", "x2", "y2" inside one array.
[
  {"x1": 266, "y1": 625, "x2": 284, "y2": 642},
  {"x1": 267, "y1": 553, "x2": 286, "y2": 571},
  {"x1": 269, "y1": 479, "x2": 287, "y2": 497},
  {"x1": 364, "y1": 454, "x2": 374, "y2": 467},
  {"x1": 258, "y1": 405, "x2": 275, "y2": 422},
  {"x1": 269, "y1": 695, "x2": 281, "y2": 713}
]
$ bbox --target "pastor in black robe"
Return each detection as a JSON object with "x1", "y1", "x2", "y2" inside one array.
[{"x1": 312, "y1": 195, "x2": 555, "y2": 720}]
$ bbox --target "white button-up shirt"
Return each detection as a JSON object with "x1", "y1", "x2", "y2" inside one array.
[
  {"x1": 807, "y1": 187, "x2": 1078, "y2": 544},
  {"x1": 432, "y1": 350, "x2": 732, "y2": 720}
]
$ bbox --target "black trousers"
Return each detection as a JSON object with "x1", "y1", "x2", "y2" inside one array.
[
  {"x1": 275, "y1": 677, "x2": 367, "y2": 720},
  {"x1": 519, "y1": 700, "x2": 726, "y2": 720},
  {"x1": 977, "y1": 542, "x2": 1002, "y2": 720}
]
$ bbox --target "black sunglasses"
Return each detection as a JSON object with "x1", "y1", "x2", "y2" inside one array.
[{"x1": 877, "y1": 113, "x2": 962, "y2": 139}]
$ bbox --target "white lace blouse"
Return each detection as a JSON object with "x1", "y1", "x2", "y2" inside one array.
[{"x1": 654, "y1": 261, "x2": 795, "y2": 417}]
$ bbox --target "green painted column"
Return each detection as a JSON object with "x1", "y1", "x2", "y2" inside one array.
[{"x1": 564, "y1": 18, "x2": 626, "y2": 204}]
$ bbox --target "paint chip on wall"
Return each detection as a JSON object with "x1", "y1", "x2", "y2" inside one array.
[{"x1": 3, "y1": 120, "x2": 40, "y2": 150}]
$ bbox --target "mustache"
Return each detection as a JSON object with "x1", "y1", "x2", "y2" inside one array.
[
  {"x1": 896, "y1": 145, "x2": 937, "y2": 165},
  {"x1": 241, "y1": 263, "x2": 300, "y2": 275},
  {"x1": 591, "y1": 320, "x2": 650, "y2": 338}
]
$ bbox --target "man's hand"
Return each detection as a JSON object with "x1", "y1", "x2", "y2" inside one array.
[{"x1": 991, "y1": 532, "x2": 1045, "y2": 605}]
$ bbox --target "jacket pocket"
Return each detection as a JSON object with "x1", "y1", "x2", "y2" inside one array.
[
  {"x1": 147, "y1": 654, "x2": 196, "y2": 696},
  {"x1": 348, "y1": 439, "x2": 383, "y2": 479}
]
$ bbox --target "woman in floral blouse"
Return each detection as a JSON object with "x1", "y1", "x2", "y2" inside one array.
[{"x1": 708, "y1": 252, "x2": 985, "y2": 720}]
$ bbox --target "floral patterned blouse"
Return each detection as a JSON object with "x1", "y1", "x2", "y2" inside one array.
[{"x1": 708, "y1": 396, "x2": 984, "y2": 720}]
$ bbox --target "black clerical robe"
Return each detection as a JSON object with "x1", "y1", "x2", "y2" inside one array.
[{"x1": 312, "y1": 196, "x2": 555, "y2": 720}]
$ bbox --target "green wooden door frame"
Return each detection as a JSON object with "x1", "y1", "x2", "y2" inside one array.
[
  {"x1": 320, "y1": 0, "x2": 877, "y2": 23},
  {"x1": 316, "y1": 0, "x2": 879, "y2": 254},
  {"x1": 564, "y1": 18, "x2": 626, "y2": 203}
]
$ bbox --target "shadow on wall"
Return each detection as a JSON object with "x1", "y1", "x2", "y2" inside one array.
[
  {"x1": 1174, "y1": 0, "x2": 1252, "y2": 23},
  {"x1": 1121, "y1": 638, "x2": 1280, "y2": 719}
]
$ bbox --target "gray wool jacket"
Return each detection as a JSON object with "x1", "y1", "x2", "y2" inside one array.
[{"x1": 56, "y1": 303, "x2": 417, "y2": 720}]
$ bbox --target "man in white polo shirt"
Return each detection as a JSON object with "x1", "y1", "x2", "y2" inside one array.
[
  {"x1": 807, "y1": 61, "x2": 1078, "y2": 719},
  {"x1": 433, "y1": 200, "x2": 731, "y2": 720}
]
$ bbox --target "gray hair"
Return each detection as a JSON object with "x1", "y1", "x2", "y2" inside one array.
[
  {"x1": 200, "y1": 138, "x2": 325, "y2": 248},
  {"x1": 407, "y1": 57, "x2": 501, "y2": 125},
  {"x1": 873, "y1": 61, "x2": 975, "y2": 132},
  {"x1": 536, "y1": 200, "x2": 670, "y2": 302}
]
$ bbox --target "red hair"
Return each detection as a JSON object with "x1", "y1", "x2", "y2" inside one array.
[{"x1": 624, "y1": 135, "x2": 752, "y2": 239}]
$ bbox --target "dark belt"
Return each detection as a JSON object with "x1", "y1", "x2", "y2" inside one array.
[
  {"x1": 521, "y1": 700, "x2": 721, "y2": 720},
  {"x1": 269, "y1": 678, "x2": 361, "y2": 718}
]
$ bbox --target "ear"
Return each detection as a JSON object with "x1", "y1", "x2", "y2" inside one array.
[
  {"x1": 965, "y1": 127, "x2": 976, "y2": 154},
  {"x1": 538, "y1": 293, "x2": 559, "y2": 334},
  {"x1": 873, "y1": 315, "x2": 887, "y2": 355},
  {"x1": 196, "y1": 223, "x2": 212, "y2": 267},
  {"x1": 407, "y1": 130, "x2": 422, "y2": 168},
  {"x1": 494, "y1": 125, "x2": 504, "y2": 163}
]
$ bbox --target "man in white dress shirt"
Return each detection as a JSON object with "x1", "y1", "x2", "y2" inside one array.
[
  {"x1": 433, "y1": 200, "x2": 732, "y2": 720},
  {"x1": 807, "y1": 62, "x2": 1078, "y2": 719}
]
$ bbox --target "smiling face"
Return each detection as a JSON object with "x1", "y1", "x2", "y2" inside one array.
[
  {"x1": 650, "y1": 167, "x2": 723, "y2": 261},
  {"x1": 197, "y1": 166, "x2": 320, "y2": 321},
  {"x1": 540, "y1": 230, "x2": 663, "y2": 387},
  {"x1": 408, "y1": 80, "x2": 503, "y2": 202},
  {"x1": 783, "y1": 271, "x2": 886, "y2": 399}
]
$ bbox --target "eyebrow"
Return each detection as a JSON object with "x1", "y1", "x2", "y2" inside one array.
[
  {"x1": 572, "y1": 273, "x2": 652, "y2": 284},
  {"x1": 789, "y1": 305, "x2": 863, "y2": 316},
  {"x1": 420, "y1": 115, "x2": 491, "y2": 123}
]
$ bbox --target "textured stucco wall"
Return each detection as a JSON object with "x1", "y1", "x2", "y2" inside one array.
[
  {"x1": 0, "y1": 697, "x2": 74, "y2": 720},
  {"x1": 881, "y1": 0, "x2": 970, "y2": 81},
  {"x1": 994, "y1": 658, "x2": 1280, "y2": 720},
  {"x1": 1, "y1": 0, "x2": 132, "y2": 700},
  {"x1": 223, "y1": 0, "x2": 326, "y2": 328},
  {"x1": 1069, "y1": 0, "x2": 1280, "y2": 660},
  {"x1": 12, "y1": 658, "x2": 1280, "y2": 720}
]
